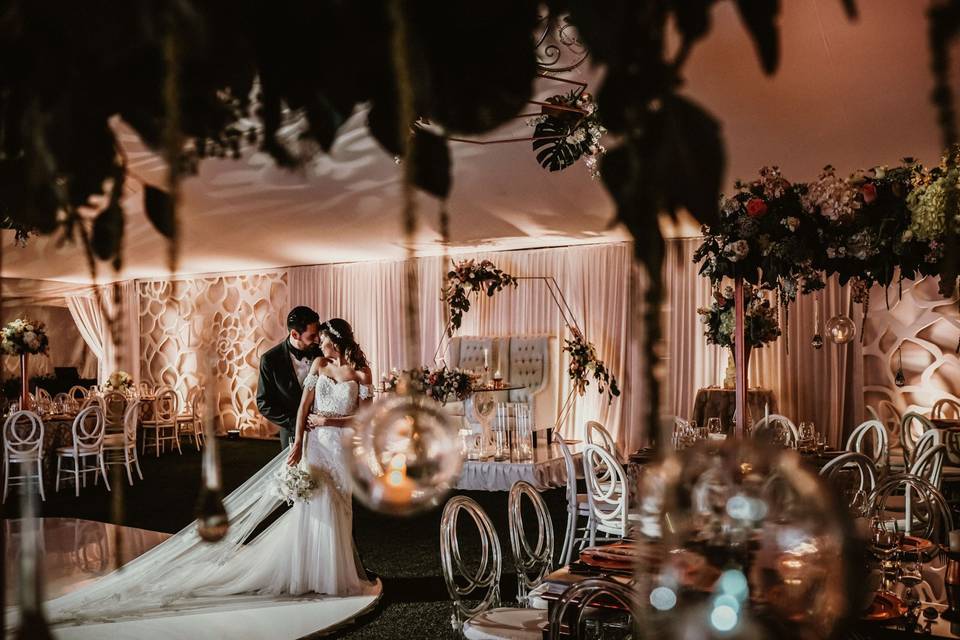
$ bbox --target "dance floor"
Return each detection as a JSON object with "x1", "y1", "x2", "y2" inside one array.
[{"x1": 6, "y1": 517, "x2": 383, "y2": 639}]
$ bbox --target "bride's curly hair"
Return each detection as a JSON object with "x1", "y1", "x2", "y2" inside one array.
[{"x1": 321, "y1": 318, "x2": 369, "y2": 370}]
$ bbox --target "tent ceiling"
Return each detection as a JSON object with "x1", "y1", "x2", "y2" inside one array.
[{"x1": 3, "y1": 1, "x2": 954, "y2": 285}]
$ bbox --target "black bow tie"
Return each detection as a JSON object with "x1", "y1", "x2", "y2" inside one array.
[{"x1": 289, "y1": 343, "x2": 315, "y2": 362}]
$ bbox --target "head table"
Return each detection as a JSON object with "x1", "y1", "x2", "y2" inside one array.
[{"x1": 455, "y1": 441, "x2": 584, "y2": 492}]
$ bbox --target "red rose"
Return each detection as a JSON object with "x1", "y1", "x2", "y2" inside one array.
[
  {"x1": 860, "y1": 182, "x2": 877, "y2": 204},
  {"x1": 746, "y1": 198, "x2": 768, "y2": 217}
]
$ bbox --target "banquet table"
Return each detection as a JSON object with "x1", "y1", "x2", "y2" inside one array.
[
  {"x1": 691, "y1": 387, "x2": 776, "y2": 429},
  {"x1": 455, "y1": 441, "x2": 583, "y2": 491}
]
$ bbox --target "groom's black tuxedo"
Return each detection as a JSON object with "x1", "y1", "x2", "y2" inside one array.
[{"x1": 256, "y1": 339, "x2": 319, "y2": 447}]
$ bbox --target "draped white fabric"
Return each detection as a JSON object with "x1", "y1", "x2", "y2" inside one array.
[
  {"x1": 663, "y1": 237, "x2": 864, "y2": 446},
  {"x1": 289, "y1": 243, "x2": 643, "y2": 448},
  {"x1": 66, "y1": 284, "x2": 142, "y2": 384},
  {"x1": 66, "y1": 295, "x2": 109, "y2": 383}
]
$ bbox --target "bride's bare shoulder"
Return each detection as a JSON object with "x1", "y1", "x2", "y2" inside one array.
[{"x1": 311, "y1": 357, "x2": 332, "y2": 372}]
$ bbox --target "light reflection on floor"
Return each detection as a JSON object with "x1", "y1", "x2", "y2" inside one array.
[{"x1": 5, "y1": 517, "x2": 170, "y2": 601}]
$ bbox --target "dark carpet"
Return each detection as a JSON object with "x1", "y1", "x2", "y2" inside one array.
[{"x1": 6, "y1": 438, "x2": 570, "y2": 639}]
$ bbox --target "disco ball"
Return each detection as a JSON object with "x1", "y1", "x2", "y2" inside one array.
[
  {"x1": 347, "y1": 395, "x2": 463, "y2": 516},
  {"x1": 825, "y1": 315, "x2": 856, "y2": 344},
  {"x1": 632, "y1": 440, "x2": 863, "y2": 639}
]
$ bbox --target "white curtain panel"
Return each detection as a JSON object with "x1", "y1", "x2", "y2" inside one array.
[
  {"x1": 664, "y1": 237, "x2": 864, "y2": 447},
  {"x1": 67, "y1": 294, "x2": 109, "y2": 383},
  {"x1": 289, "y1": 243, "x2": 643, "y2": 448}
]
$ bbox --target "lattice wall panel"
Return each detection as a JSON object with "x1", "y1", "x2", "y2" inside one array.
[
  {"x1": 862, "y1": 277, "x2": 960, "y2": 443},
  {"x1": 139, "y1": 273, "x2": 289, "y2": 438}
]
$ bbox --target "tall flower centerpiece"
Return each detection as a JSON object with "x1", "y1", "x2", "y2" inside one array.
[
  {"x1": 1, "y1": 318, "x2": 49, "y2": 410},
  {"x1": 698, "y1": 285, "x2": 780, "y2": 388},
  {"x1": 105, "y1": 370, "x2": 135, "y2": 393}
]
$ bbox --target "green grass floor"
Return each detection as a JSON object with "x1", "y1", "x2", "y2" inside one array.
[{"x1": 4, "y1": 437, "x2": 570, "y2": 639}]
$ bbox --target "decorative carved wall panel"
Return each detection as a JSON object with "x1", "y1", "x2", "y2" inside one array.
[
  {"x1": 862, "y1": 277, "x2": 960, "y2": 445},
  {"x1": 138, "y1": 272, "x2": 289, "y2": 438}
]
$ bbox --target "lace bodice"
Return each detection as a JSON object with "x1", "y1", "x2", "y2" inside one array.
[{"x1": 306, "y1": 374, "x2": 360, "y2": 417}]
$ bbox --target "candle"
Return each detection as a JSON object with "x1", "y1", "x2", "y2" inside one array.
[
  {"x1": 764, "y1": 402, "x2": 769, "y2": 426},
  {"x1": 483, "y1": 348, "x2": 490, "y2": 369}
]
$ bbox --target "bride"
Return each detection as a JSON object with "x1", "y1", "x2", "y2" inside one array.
[{"x1": 32, "y1": 318, "x2": 378, "y2": 626}]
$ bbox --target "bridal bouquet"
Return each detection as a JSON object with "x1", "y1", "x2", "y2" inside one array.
[
  {"x1": 1, "y1": 317, "x2": 49, "y2": 356},
  {"x1": 274, "y1": 464, "x2": 317, "y2": 505},
  {"x1": 105, "y1": 370, "x2": 134, "y2": 392}
]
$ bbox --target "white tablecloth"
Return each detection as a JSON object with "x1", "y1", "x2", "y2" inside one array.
[{"x1": 455, "y1": 453, "x2": 580, "y2": 491}]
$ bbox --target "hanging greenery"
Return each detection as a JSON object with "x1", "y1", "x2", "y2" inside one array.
[
  {"x1": 530, "y1": 90, "x2": 606, "y2": 175},
  {"x1": 563, "y1": 330, "x2": 620, "y2": 403},
  {"x1": 441, "y1": 259, "x2": 518, "y2": 335}
]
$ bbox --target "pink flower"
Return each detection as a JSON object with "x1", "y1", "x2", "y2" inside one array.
[
  {"x1": 860, "y1": 183, "x2": 877, "y2": 204},
  {"x1": 746, "y1": 198, "x2": 768, "y2": 218}
]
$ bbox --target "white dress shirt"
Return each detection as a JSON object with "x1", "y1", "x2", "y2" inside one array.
[{"x1": 289, "y1": 346, "x2": 313, "y2": 386}]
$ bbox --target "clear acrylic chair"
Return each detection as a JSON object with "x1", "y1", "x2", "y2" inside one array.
[
  {"x1": 55, "y1": 405, "x2": 110, "y2": 496},
  {"x1": 508, "y1": 481, "x2": 554, "y2": 607},
  {"x1": 547, "y1": 578, "x2": 637, "y2": 640},
  {"x1": 99, "y1": 390, "x2": 127, "y2": 435},
  {"x1": 585, "y1": 420, "x2": 618, "y2": 459},
  {"x1": 751, "y1": 414, "x2": 799, "y2": 446},
  {"x1": 440, "y1": 495, "x2": 545, "y2": 639},
  {"x1": 819, "y1": 452, "x2": 877, "y2": 514},
  {"x1": 103, "y1": 400, "x2": 144, "y2": 485},
  {"x1": 845, "y1": 419, "x2": 889, "y2": 468},
  {"x1": 3, "y1": 410, "x2": 46, "y2": 503}
]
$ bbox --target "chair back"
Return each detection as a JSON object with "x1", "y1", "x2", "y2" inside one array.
[
  {"x1": 548, "y1": 578, "x2": 638, "y2": 640},
  {"x1": 71, "y1": 406, "x2": 106, "y2": 452},
  {"x1": 152, "y1": 386, "x2": 179, "y2": 423},
  {"x1": 585, "y1": 420, "x2": 617, "y2": 457},
  {"x1": 508, "y1": 481, "x2": 554, "y2": 605},
  {"x1": 557, "y1": 438, "x2": 580, "y2": 566},
  {"x1": 122, "y1": 400, "x2": 140, "y2": 445},
  {"x1": 68, "y1": 385, "x2": 88, "y2": 401},
  {"x1": 439, "y1": 495, "x2": 501, "y2": 627},
  {"x1": 35, "y1": 387, "x2": 52, "y2": 403},
  {"x1": 901, "y1": 412, "x2": 936, "y2": 466},
  {"x1": 871, "y1": 474, "x2": 953, "y2": 541},
  {"x1": 911, "y1": 441, "x2": 947, "y2": 489},
  {"x1": 820, "y1": 452, "x2": 876, "y2": 513},
  {"x1": 751, "y1": 414, "x2": 799, "y2": 446},
  {"x1": 3, "y1": 411, "x2": 44, "y2": 460},
  {"x1": 138, "y1": 381, "x2": 153, "y2": 397},
  {"x1": 100, "y1": 390, "x2": 127, "y2": 429},
  {"x1": 932, "y1": 398, "x2": 960, "y2": 420},
  {"x1": 582, "y1": 444, "x2": 629, "y2": 536},
  {"x1": 845, "y1": 419, "x2": 889, "y2": 467}
]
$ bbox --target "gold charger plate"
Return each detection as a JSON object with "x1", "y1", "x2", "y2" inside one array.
[{"x1": 863, "y1": 592, "x2": 908, "y2": 621}]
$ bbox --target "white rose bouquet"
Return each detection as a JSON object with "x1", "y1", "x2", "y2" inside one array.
[
  {"x1": 274, "y1": 463, "x2": 317, "y2": 505},
  {"x1": 1, "y1": 318, "x2": 49, "y2": 356}
]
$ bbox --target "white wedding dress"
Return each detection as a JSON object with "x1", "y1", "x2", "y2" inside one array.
[{"x1": 29, "y1": 374, "x2": 377, "y2": 628}]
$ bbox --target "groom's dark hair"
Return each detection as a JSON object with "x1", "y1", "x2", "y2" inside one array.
[{"x1": 287, "y1": 306, "x2": 320, "y2": 333}]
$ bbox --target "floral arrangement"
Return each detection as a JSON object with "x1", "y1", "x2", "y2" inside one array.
[
  {"x1": 105, "y1": 370, "x2": 134, "y2": 391},
  {"x1": 1, "y1": 318, "x2": 49, "y2": 356},
  {"x1": 442, "y1": 259, "x2": 518, "y2": 335},
  {"x1": 529, "y1": 90, "x2": 606, "y2": 178},
  {"x1": 695, "y1": 154, "x2": 960, "y2": 317},
  {"x1": 274, "y1": 464, "x2": 317, "y2": 505},
  {"x1": 563, "y1": 331, "x2": 620, "y2": 403},
  {"x1": 697, "y1": 285, "x2": 781, "y2": 349},
  {"x1": 381, "y1": 366, "x2": 477, "y2": 404}
]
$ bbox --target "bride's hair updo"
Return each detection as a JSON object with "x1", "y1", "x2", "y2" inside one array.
[{"x1": 321, "y1": 318, "x2": 369, "y2": 370}]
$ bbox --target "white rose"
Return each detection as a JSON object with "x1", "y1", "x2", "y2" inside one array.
[
  {"x1": 873, "y1": 166, "x2": 887, "y2": 179},
  {"x1": 24, "y1": 324, "x2": 34, "y2": 332},
  {"x1": 23, "y1": 330, "x2": 37, "y2": 344},
  {"x1": 902, "y1": 229, "x2": 914, "y2": 242}
]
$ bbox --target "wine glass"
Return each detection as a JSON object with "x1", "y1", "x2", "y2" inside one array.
[
  {"x1": 707, "y1": 417, "x2": 722, "y2": 435},
  {"x1": 798, "y1": 422, "x2": 814, "y2": 451},
  {"x1": 899, "y1": 547, "x2": 924, "y2": 605}
]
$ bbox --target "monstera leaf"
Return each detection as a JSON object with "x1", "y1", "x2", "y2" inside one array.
[{"x1": 532, "y1": 117, "x2": 584, "y2": 171}]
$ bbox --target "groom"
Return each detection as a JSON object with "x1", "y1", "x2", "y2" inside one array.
[{"x1": 257, "y1": 306, "x2": 322, "y2": 450}]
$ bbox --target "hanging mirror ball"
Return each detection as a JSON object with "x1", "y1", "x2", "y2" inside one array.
[
  {"x1": 825, "y1": 315, "x2": 856, "y2": 344},
  {"x1": 347, "y1": 395, "x2": 463, "y2": 516}
]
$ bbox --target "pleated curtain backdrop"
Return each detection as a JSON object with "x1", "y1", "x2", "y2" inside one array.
[
  {"x1": 664, "y1": 237, "x2": 864, "y2": 447},
  {"x1": 289, "y1": 243, "x2": 645, "y2": 449}
]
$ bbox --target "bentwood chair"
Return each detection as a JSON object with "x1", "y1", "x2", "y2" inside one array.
[
  {"x1": 68, "y1": 385, "x2": 88, "y2": 402},
  {"x1": 582, "y1": 444, "x2": 635, "y2": 545},
  {"x1": 508, "y1": 481, "x2": 554, "y2": 607},
  {"x1": 3, "y1": 410, "x2": 46, "y2": 503},
  {"x1": 751, "y1": 414, "x2": 799, "y2": 447},
  {"x1": 585, "y1": 421, "x2": 618, "y2": 459},
  {"x1": 900, "y1": 412, "x2": 936, "y2": 468},
  {"x1": 845, "y1": 419, "x2": 889, "y2": 468},
  {"x1": 99, "y1": 390, "x2": 127, "y2": 434},
  {"x1": 440, "y1": 496, "x2": 545, "y2": 639},
  {"x1": 872, "y1": 474, "x2": 953, "y2": 542},
  {"x1": 820, "y1": 452, "x2": 877, "y2": 514},
  {"x1": 141, "y1": 386, "x2": 181, "y2": 457},
  {"x1": 557, "y1": 439, "x2": 590, "y2": 566},
  {"x1": 102, "y1": 400, "x2": 144, "y2": 485},
  {"x1": 55, "y1": 405, "x2": 110, "y2": 496},
  {"x1": 176, "y1": 386, "x2": 205, "y2": 451},
  {"x1": 932, "y1": 398, "x2": 960, "y2": 420}
]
